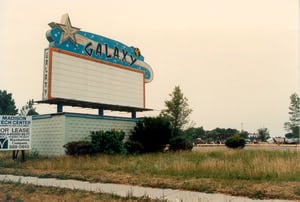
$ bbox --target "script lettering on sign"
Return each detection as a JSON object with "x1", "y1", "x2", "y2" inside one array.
[{"x1": 46, "y1": 14, "x2": 153, "y2": 83}]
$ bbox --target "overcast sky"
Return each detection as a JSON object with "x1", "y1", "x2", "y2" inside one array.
[{"x1": 0, "y1": 0, "x2": 299, "y2": 136}]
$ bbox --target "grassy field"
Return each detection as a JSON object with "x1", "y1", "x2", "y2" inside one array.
[{"x1": 0, "y1": 148, "x2": 299, "y2": 200}]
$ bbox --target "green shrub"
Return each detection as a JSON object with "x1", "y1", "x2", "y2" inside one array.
[
  {"x1": 63, "y1": 141, "x2": 93, "y2": 155},
  {"x1": 225, "y1": 134, "x2": 246, "y2": 149},
  {"x1": 124, "y1": 140, "x2": 144, "y2": 154},
  {"x1": 169, "y1": 135, "x2": 193, "y2": 151},
  {"x1": 90, "y1": 130, "x2": 125, "y2": 154},
  {"x1": 126, "y1": 117, "x2": 172, "y2": 153}
]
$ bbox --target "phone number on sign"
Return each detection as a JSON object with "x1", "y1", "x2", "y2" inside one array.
[{"x1": 9, "y1": 145, "x2": 30, "y2": 149}]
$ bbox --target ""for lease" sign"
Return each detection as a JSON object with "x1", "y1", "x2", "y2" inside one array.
[{"x1": 0, "y1": 116, "x2": 31, "y2": 150}]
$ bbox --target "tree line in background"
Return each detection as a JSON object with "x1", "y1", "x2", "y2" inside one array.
[
  {"x1": 284, "y1": 93, "x2": 300, "y2": 139},
  {"x1": 0, "y1": 90, "x2": 38, "y2": 116},
  {"x1": 64, "y1": 86, "x2": 298, "y2": 154},
  {"x1": 1, "y1": 87, "x2": 299, "y2": 155}
]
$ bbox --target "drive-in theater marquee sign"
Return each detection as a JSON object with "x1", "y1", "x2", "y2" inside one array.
[{"x1": 40, "y1": 14, "x2": 153, "y2": 115}]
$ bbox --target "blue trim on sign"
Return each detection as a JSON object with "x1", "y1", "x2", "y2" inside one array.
[
  {"x1": 32, "y1": 114, "x2": 52, "y2": 120},
  {"x1": 33, "y1": 112, "x2": 139, "y2": 122},
  {"x1": 64, "y1": 112, "x2": 138, "y2": 122},
  {"x1": 46, "y1": 28, "x2": 152, "y2": 81}
]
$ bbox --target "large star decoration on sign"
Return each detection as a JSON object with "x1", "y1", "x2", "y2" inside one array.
[{"x1": 49, "y1": 14, "x2": 80, "y2": 45}]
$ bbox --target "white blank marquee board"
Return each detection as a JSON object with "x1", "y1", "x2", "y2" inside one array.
[{"x1": 45, "y1": 49, "x2": 145, "y2": 108}]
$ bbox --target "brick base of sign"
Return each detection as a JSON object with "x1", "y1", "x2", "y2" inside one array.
[{"x1": 31, "y1": 113, "x2": 137, "y2": 156}]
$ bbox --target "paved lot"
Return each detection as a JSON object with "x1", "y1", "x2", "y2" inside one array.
[{"x1": 0, "y1": 174, "x2": 292, "y2": 202}]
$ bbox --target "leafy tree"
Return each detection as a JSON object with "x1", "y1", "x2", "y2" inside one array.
[
  {"x1": 215, "y1": 128, "x2": 239, "y2": 142},
  {"x1": 184, "y1": 127, "x2": 205, "y2": 141},
  {"x1": 240, "y1": 130, "x2": 249, "y2": 139},
  {"x1": 0, "y1": 90, "x2": 18, "y2": 115},
  {"x1": 0, "y1": 90, "x2": 20, "y2": 160},
  {"x1": 257, "y1": 127, "x2": 270, "y2": 142},
  {"x1": 284, "y1": 93, "x2": 300, "y2": 139},
  {"x1": 126, "y1": 117, "x2": 172, "y2": 153},
  {"x1": 19, "y1": 99, "x2": 39, "y2": 116},
  {"x1": 160, "y1": 85, "x2": 192, "y2": 136},
  {"x1": 204, "y1": 128, "x2": 241, "y2": 143}
]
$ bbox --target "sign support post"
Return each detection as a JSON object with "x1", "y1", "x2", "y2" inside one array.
[
  {"x1": 57, "y1": 103, "x2": 63, "y2": 113},
  {"x1": 98, "y1": 108, "x2": 104, "y2": 116},
  {"x1": 12, "y1": 150, "x2": 25, "y2": 161},
  {"x1": 131, "y1": 111, "x2": 136, "y2": 119}
]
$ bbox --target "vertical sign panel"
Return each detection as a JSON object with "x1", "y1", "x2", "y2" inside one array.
[{"x1": 43, "y1": 49, "x2": 50, "y2": 100}]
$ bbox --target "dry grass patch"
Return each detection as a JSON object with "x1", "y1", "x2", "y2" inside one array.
[
  {"x1": 0, "y1": 148, "x2": 299, "y2": 200},
  {"x1": 0, "y1": 182, "x2": 161, "y2": 202}
]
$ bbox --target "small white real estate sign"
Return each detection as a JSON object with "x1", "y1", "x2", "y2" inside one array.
[{"x1": 0, "y1": 115, "x2": 31, "y2": 150}]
